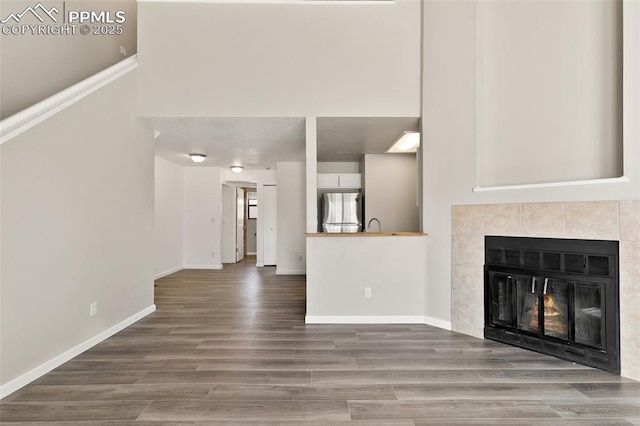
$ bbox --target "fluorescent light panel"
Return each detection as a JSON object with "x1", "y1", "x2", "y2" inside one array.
[{"x1": 386, "y1": 131, "x2": 420, "y2": 153}]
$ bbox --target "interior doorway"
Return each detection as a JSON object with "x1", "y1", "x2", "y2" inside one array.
[{"x1": 236, "y1": 187, "x2": 245, "y2": 262}]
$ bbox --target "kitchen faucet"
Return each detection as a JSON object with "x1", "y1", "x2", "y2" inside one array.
[{"x1": 367, "y1": 218, "x2": 381, "y2": 233}]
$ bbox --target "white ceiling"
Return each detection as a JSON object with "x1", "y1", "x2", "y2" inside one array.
[
  {"x1": 151, "y1": 116, "x2": 420, "y2": 167},
  {"x1": 152, "y1": 117, "x2": 306, "y2": 168},
  {"x1": 317, "y1": 117, "x2": 420, "y2": 162}
]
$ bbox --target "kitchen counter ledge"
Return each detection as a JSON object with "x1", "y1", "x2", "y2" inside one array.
[{"x1": 305, "y1": 232, "x2": 427, "y2": 237}]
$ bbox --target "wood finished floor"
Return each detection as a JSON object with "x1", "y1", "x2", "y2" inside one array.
[{"x1": 2, "y1": 259, "x2": 640, "y2": 424}]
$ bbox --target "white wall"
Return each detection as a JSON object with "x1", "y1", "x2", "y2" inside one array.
[
  {"x1": 478, "y1": 1, "x2": 622, "y2": 186},
  {"x1": 0, "y1": 70, "x2": 155, "y2": 391},
  {"x1": 137, "y1": 1, "x2": 420, "y2": 117},
  {"x1": 276, "y1": 163, "x2": 306, "y2": 275},
  {"x1": 306, "y1": 236, "x2": 428, "y2": 322},
  {"x1": 154, "y1": 156, "x2": 184, "y2": 278},
  {"x1": 421, "y1": 1, "x2": 640, "y2": 324},
  {"x1": 363, "y1": 154, "x2": 419, "y2": 232},
  {"x1": 183, "y1": 167, "x2": 223, "y2": 269}
]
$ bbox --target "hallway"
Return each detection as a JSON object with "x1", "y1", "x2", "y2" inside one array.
[{"x1": 1, "y1": 262, "x2": 639, "y2": 423}]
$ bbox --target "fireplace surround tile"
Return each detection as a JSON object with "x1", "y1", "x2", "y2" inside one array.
[
  {"x1": 521, "y1": 202, "x2": 566, "y2": 238},
  {"x1": 452, "y1": 233, "x2": 484, "y2": 266},
  {"x1": 452, "y1": 263, "x2": 484, "y2": 338},
  {"x1": 620, "y1": 241, "x2": 640, "y2": 284},
  {"x1": 620, "y1": 288, "x2": 640, "y2": 379},
  {"x1": 452, "y1": 205, "x2": 484, "y2": 235},
  {"x1": 619, "y1": 200, "x2": 640, "y2": 241},
  {"x1": 566, "y1": 201, "x2": 619, "y2": 240},
  {"x1": 484, "y1": 203, "x2": 521, "y2": 235}
]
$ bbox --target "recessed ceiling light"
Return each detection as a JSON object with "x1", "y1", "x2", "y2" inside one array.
[
  {"x1": 386, "y1": 131, "x2": 420, "y2": 153},
  {"x1": 230, "y1": 166, "x2": 244, "y2": 173},
  {"x1": 189, "y1": 153, "x2": 206, "y2": 163}
]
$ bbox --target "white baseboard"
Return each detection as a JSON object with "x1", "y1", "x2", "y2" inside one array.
[
  {"x1": 305, "y1": 315, "x2": 452, "y2": 330},
  {"x1": 247, "y1": 252, "x2": 257, "y2": 255},
  {"x1": 182, "y1": 264, "x2": 223, "y2": 270},
  {"x1": 154, "y1": 266, "x2": 182, "y2": 280},
  {"x1": 305, "y1": 315, "x2": 427, "y2": 324},
  {"x1": 276, "y1": 269, "x2": 306, "y2": 275},
  {"x1": 256, "y1": 263, "x2": 264, "y2": 267},
  {"x1": 0, "y1": 304, "x2": 156, "y2": 400},
  {"x1": 423, "y1": 315, "x2": 452, "y2": 331}
]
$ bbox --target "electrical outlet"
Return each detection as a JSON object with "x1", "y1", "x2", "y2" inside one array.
[
  {"x1": 211, "y1": 251, "x2": 216, "y2": 258},
  {"x1": 120, "y1": 45, "x2": 127, "y2": 57},
  {"x1": 298, "y1": 255, "x2": 303, "y2": 262},
  {"x1": 365, "y1": 287, "x2": 372, "y2": 298},
  {"x1": 89, "y1": 302, "x2": 98, "y2": 317}
]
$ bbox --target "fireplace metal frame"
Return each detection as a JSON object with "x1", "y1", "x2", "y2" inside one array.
[{"x1": 484, "y1": 236, "x2": 620, "y2": 374}]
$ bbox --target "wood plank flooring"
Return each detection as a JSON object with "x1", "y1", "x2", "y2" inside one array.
[{"x1": 2, "y1": 259, "x2": 640, "y2": 424}]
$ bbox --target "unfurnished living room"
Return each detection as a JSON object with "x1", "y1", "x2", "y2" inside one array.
[{"x1": 1, "y1": 0, "x2": 639, "y2": 424}]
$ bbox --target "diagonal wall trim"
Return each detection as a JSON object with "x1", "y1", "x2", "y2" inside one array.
[
  {"x1": 0, "y1": 304, "x2": 156, "y2": 400},
  {"x1": 0, "y1": 56, "x2": 138, "y2": 146}
]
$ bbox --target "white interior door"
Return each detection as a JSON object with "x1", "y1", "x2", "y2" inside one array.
[
  {"x1": 236, "y1": 187, "x2": 245, "y2": 262},
  {"x1": 263, "y1": 185, "x2": 277, "y2": 266}
]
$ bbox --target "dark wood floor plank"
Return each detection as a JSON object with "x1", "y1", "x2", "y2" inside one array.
[
  {"x1": 205, "y1": 384, "x2": 397, "y2": 401},
  {"x1": 311, "y1": 369, "x2": 483, "y2": 385},
  {"x1": 545, "y1": 399, "x2": 640, "y2": 418},
  {"x1": 348, "y1": 399, "x2": 560, "y2": 420},
  {"x1": 138, "y1": 400, "x2": 350, "y2": 422},
  {"x1": 137, "y1": 370, "x2": 311, "y2": 385},
  {"x1": 0, "y1": 401, "x2": 151, "y2": 422},
  {"x1": 477, "y1": 369, "x2": 633, "y2": 383},
  {"x1": 412, "y1": 420, "x2": 632, "y2": 425},
  {"x1": 32, "y1": 370, "x2": 148, "y2": 386},
  {"x1": 194, "y1": 422, "x2": 414, "y2": 426},
  {"x1": 570, "y1": 383, "x2": 640, "y2": 398},
  {"x1": 198, "y1": 358, "x2": 357, "y2": 371},
  {"x1": 6, "y1": 384, "x2": 212, "y2": 402},
  {"x1": 393, "y1": 383, "x2": 585, "y2": 400}
]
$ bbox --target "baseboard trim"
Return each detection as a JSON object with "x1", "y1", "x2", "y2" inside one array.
[
  {"x1": 305, "y1": 315, "x2": 453, "y2": 330},
  {"x1": 305, "y1": 315, "x2": 427, "y2": 324},
  {"x1": 276, "y1": 269, "x2": 306, "y2": 275},
  {"x1": 154, "y1": 266, "x2": 182, "y2": 280},
  {"x1": 0, "y1": 304, "x2": 156, "y2": 399},
  {"x1": 247, "y1": 252, "x2": 257, "y2": 255},
  {"x1": 182, "y1": 264, "x2": 223, "y2": 270},
  {"x1": 423, "y1": 315, "x2": 452, "y2": 331}
]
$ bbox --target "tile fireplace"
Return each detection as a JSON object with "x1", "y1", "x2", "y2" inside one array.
[{"x1": 484, "y1": 236, "x2": 620, "y2": 373}]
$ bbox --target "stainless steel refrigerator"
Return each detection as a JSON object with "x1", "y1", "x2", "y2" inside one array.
[{"x1": 321, "y1": 192, "x2": 362, "y2": 233}]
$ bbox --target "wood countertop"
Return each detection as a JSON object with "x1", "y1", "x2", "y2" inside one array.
[{"x1": 305, "y1": 232, "x2": 427, "y2": 237}]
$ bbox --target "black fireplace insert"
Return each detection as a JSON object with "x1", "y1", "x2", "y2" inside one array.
[{"x1": 484, "y1": 236, "x2": 620, "y2": 373}]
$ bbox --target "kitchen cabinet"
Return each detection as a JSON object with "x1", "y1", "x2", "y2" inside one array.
[{"x1": 317, "y1": 173, "x2": 361, "y2": 189}]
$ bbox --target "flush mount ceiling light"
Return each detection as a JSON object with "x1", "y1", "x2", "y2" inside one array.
[
  {"x1": 230, "y1": 166, "x2": 244, "y2": 173},
  {"x1": 189, "y1": 153, "x2": 206, "y2": 163},
  {"x1": 386, "y1": 131, "x2": 420, "y2": 153}
]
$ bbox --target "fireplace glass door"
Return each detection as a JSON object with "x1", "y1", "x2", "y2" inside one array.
[
  {"x1": 489, "y1": 272, "x2": 512, "y2": 327},
  {"x1": 515, "y1": 275, "x2": 538, "y2": 333},
  {"x1": 574, "y1": 282, "x2": 604, "y2": 348},
  {"x1": 542, "y1": 278, "x2": 569, "y2": 340}
]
